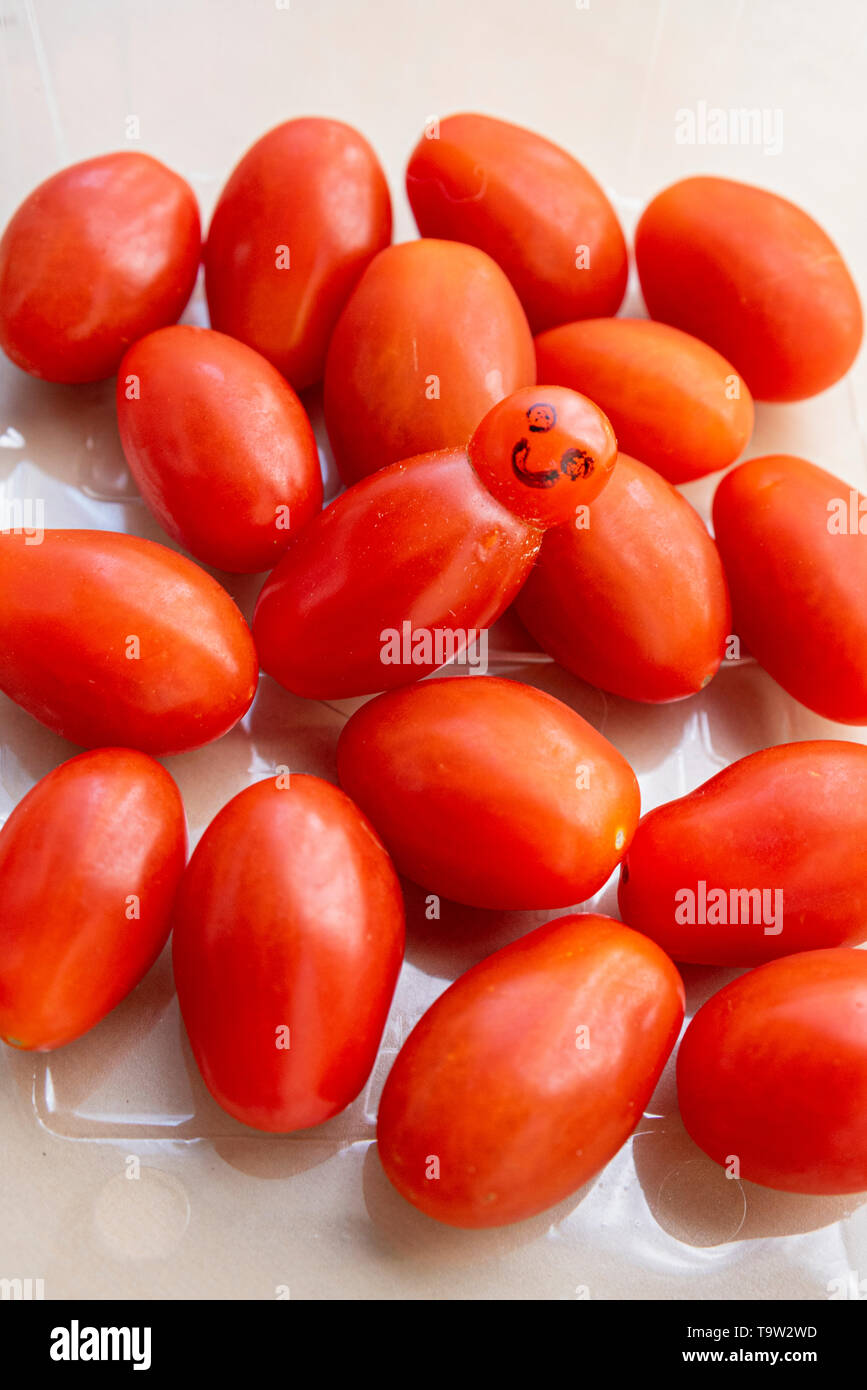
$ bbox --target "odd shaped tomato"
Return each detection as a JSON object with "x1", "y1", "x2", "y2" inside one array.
[
  {"x1": 618, "y1": 740, "x2": 867, "y2": 966},
  {"x1": 254, "y1": 386, "x2": 616, "y2": 700},
  {"x1": 205, "y1": 118, "x2": 391, "y2": 390},
  {"x1": 515, "y1": 452, "x2": 731, "y2": 701},
  {"x1": 172, "y1": 774, "x2": 404, "y2": 1132},
  {"x1": 534, "y1": 318, "x2": 754, "y2": 483},
  {"x1": 337, "y1": 675, "x2": 639, "y2": 910},
  {"x1": 323, "y1": 238, "x2": 535, "y2": 484},
  {"x1": 378, "y1": 913, "x2": 683, "y2": 1227},
  {"x1": 635, "y1": 176, "x2": 862, "y2": 401},
  {"x1": 0, "y1": 749, "x2": 186, "y2": 1050},
  {"x1": 0, "y1": 152, "x2": 200, "y2": 383},
  {"x1": 0, "y1": 530, "x2": 258, "y2": 754},
  {"x1": 713, "y1": 454, "x2": 867, "y2": 723},
  {"x1": 678, "y1": 949, "x2": 867, "y2": 1194},
  {"x1": 117, "y1": 326, "x2": 322, "y2": 573},
  {"x1": 406, "y1": 113, "x2": 628, "y2": 333}
]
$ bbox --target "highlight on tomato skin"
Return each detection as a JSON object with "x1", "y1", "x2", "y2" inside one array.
[
  {"x1": 468, "y1": 384, "x2": 618, "y2": 527},
  {"x1": 534, "y1": 317, "x2": 755, "y2": 484},
  {"x1": 0, "y1": 151, "x2": 201, "y2": 384},
  {"x1": 0, "y1": 749, "x2": 187, "y2": 1052},
  {"x1": 406, "y1": 112, "x2": 629, "y2": 333},
  {"x1": 171, "y1": 773, "x2": 405, "y2": 1134},
  {"x1": 617, "y1": 740, "x2": 867, "y2": 967},
  {"x1": 677, "y1": 949, "x2": 867, "y2": 1195},
  {"x1": 377, "y1": 912, "x2": 684, "y2": 1229},
  {"x1": 515, "y1": 451, "x2": 731, "y2": 702}
]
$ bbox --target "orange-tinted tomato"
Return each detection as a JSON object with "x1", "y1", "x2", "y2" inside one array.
[
  {"x1": 534, "y1": 318, "x2": 754, "y2": 484},
  {"x1": 713, "y1": 454, "x2": 867, "y2": 723},
  {"x1": 467, "y1": 384, "x2": 617, "y2": 526},
  {"x1": 0, "y1": 749, "x2": 186, "y2": 1051},
  {"x1": 205, "y1": 118, "x2": 391, "y2": 390},
  {"x1": 117, "y1": 326, "x2": 322, "y2": 573},
  {"x1": 172, "y1": 774, "x2": 404, "y2": 1132},
  {"x1": 406, "y1": 113, "x2": 628, "y2": 333},
  {"x1": 323, "y1": 239, "x2": 535, "y2": 484},
  {"x1": 0, "y1": 530, "x2": 258, "y2": 754},
  {"x1": 635, "y1": 176, "x2": 863, "y2": 401},
  {"x1": 0, "y1": 152, "x2": 200, "y2": 383},
  {"x1": 618, "y1": 741, "x2": 867, "y2": 966},
  {"x1": 515, "y1": 452, "x2": 731, "y2": 701},
  {"x1": 678, "y1": 949, "x2": 867, "y2": 1194},
  {"x1": 252, "y1": 448, "x2": 540, "y2": 700},
  {"x1": 378, "y1": 913, "x2": 683, "y2": 1227},
  {"x1": 337, "y1": 676, "x2": 640, "y2": 910}
]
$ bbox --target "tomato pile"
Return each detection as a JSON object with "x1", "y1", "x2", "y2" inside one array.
[{"x1": 0, "y1": 113, "x2": 865, "y2": 1230}]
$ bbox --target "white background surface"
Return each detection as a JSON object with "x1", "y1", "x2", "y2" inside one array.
[{"x1": 1, "y1": 0, "x2": 866, "y2": 1299}]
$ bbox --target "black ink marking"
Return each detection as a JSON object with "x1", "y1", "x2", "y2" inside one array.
[
  {"x1": 560, "y1": 448, "x2": 595, "y2": 480},
  {"x1": 527, "y1": 403, "x2": 557, "y2": 433},
  {"x1": 511, "y1": 438, "x2": 559, "y2": 489}
]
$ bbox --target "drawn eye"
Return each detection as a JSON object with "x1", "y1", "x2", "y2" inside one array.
[{"x1": 560, "y1": 448, "x2": 595, "y2": 480}]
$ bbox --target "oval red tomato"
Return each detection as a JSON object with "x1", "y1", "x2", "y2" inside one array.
[
  {"x1": 515, "y1": 452, "x2": 731, "y2": 701},
  {"x1": 618, "y1": 740, "x2": 867, "y2": 966},
  {"x1": 172, "y1": 773, "x2": 404, "y2": 1132},
  {"x1": 635, "y1": 176, "x2": 863, "y2": 401},
  {"x1": 0, "y1": 152, "x2": 200, "y2": 383},
  {"x1": 0, "y1": 749, "x2": 186, "y2": 1051},
  {"x1": 534, "y1": 318, "x2": 754, "y2": 483},
  {"x1": 378, "y1": 912, "x2": 684, "y2": 1227},
  {"x1": 712, "y1": 454, "x2": 867, "y2": 723},
  {"x1": 252, "y1": 448, "x2": 540, "y2": 700},
  {"x1": 323, "y1": 238, "x2": 536, "y2": 484},
  {"x1": 406, "y1": 113, "x2": 628, "y2": 332},
  {"x1": 677, "y1": 948, "x2": 867, "y2": 1194},
  {"x1": 0, "y1": 530, "x2": 258, "y2": 753},
  {"x1": 337, "y1": 675, "x2": 640, "y2": 910},
  {"x1": 204, "y1": 118, "x2": 391, "y2": 390},
  {"x1": 117, "y1": 325, "x2": 322, "y2": 573}
]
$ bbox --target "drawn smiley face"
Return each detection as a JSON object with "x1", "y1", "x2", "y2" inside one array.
[{"x1": 526, "y1": 402, "x2": 557, "y2": 433}]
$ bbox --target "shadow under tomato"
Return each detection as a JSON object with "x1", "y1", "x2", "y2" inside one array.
[
  {"x1": 399, "y1": 876, "x2": 557, "y2": 981},
  {"x1": 633, "y1": 1112, "x2": 866, "y2": 1247},
  {"x1": 360, "y1": 1139, "x2": 601, "y2": 1265}
]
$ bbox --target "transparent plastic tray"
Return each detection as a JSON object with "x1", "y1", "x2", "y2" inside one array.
[{"x1": 1, "y1": 0, "x2": 866, "y2": 1300}]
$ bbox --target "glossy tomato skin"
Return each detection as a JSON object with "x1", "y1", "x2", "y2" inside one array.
[
  {"x1": 713, "y1": 454, "x2": 867, "y2": 723},
  {"x1": 117, "y1": 326, "x2": 322, "y2": 573},
  {"x1": 323, "y1": 239, "x2": 535, "y2": 484},
  {"x1": 0, "y1": 152, "x2": 200, "y2": 383},
  {"x1": 204, "y1": 118, "x2": 391, "y2": 390},
  {"x1": 678, "y1": 949, "x2": 867, "y2": 1194},
  {"x1": 618, "y1": 741, "x2": 867, "y2": 967},
  {"x1": 467, "y1": 384, "x2": 617, "y2": 527},
  {"x1": 172, "y1": 774, "x2": 404, "y2": 1132},
  {"x1": 534, "y1": 318, "x2": 754, "y2": 484},
  {"x1": 252, "y1": 448, "x2": 540, "y2": 700},
  {"x1": 0, "y1": 530, "x2": 258, "y2": 754},
  {"x1": 635, "y1": 176, "x2": 863, "y2": 401},
  {"x1": 0, "y1": 749, "x2": 186, "y2": 1051},
  {"x1": 406, "y1": 114, "x2": 628, "y2": 333},
  {"x1": 337, "y1": 676, "x2": 640, "y2": 910},
  {"x1": 515, "y1": 453, "x2": 731, "y2": 702},
  {"x1": 378, "y1": 913, "x2": 683, "y2": 1227}
]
